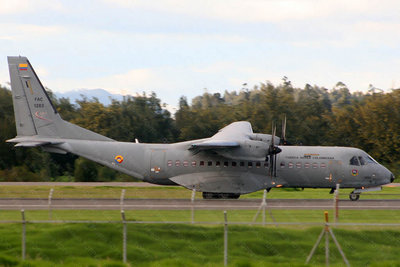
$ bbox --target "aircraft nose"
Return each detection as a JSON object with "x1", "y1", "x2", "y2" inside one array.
[{"x1": 390, "y1": 173, "x2": 395, "y2": 183}]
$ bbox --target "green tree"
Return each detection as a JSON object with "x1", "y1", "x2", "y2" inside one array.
[
  {"x1": 74, "y1": 158, "x2": 98, "y2": 182},
  {"x1": 0, "y1": 86, "x2": 16, "y2": 169}
]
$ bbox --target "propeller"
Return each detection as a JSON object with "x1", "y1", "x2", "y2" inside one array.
[
  {"x1": 267, "y1": 122, "x2": 282, "y2": 178},
  {"x1": 281, "y1": 115, "x2": 286, "y2": 144},
  {"x1": 279, "y1": 114, "x2": 293, "y2": 146}
]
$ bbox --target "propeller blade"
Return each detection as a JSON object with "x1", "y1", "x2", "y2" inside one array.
[
  {"x1": 268, "y1": 122, "x2": 276, "y2": 178},
  {"x1": 267, "y1": 120, "x2": 283, "y2": 179},
  {"x1": 270, "y1": 122, "x2": 276, "y2": 151},
  {"x1": 269, "y1": 153, "x2": 274, "y2": 177},
  {"x1": 281, "y1": 115, "x2": 286, "y2": 143}
]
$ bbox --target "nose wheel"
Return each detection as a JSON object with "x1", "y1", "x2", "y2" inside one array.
[{"x1": 349, "y1": 191, "x2": 360, "y2": 201}]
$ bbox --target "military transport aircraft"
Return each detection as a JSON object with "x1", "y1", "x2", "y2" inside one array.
[{"x1": 6, "y1": 56, "x2": 395, "y2": 200}]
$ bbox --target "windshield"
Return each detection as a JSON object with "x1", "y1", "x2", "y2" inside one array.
[
  {"x1": 365, "y1": 155, "x2": 378, "y2": 164},
  {"x1": 349, "y1": 154, "x2": 377, "y2": 166}
]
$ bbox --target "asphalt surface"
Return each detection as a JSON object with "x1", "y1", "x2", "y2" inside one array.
[
  {"x1": 0, "y1": 182, "x2": 399, "y2": 210},
  {"x1": 0, "y1": 182, "x2": 165, "y2": 187},
  {"x1": 0, "y1": 182, "x2": 398, "y2": 187},
  {"x1": 0, "y1": 198, "x2": 399, "y2": 210}
]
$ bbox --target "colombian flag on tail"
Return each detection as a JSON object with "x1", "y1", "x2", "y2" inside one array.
[{"x1": 19, "y1": 63, "x2": 28, "y2": 71}]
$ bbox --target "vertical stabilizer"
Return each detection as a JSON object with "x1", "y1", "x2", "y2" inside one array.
[
  {"x1": 8, "y1": 57, "x2": 41, "y2": 136},
  {"x1": 7, "y1": 56, "x2": 113, "y2": 141}
]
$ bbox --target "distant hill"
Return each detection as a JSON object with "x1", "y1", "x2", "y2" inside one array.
[{"x1": 54, "y1": 88, "x2": 125, "y2": 106}]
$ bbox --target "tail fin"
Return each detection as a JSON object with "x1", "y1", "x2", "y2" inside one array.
[{"x1": 7, "y1": 56, "x2": 113, "y2": 142}]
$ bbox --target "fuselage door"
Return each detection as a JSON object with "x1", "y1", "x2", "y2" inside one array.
[
  {"x1": 328, "y1": 159, "x2": 344, "y2": 185},
  {"x1": 150, "y1": 149, "x2": 166, "y2": 178}
]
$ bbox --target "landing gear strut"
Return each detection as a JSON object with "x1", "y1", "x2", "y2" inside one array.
[
  {"x1": 349, "y1": 191, "x2": 360, "y2": 201},
  {"x1": 348, "y1": 186, "x2": 382, "y2": 201},
  {"x1": 202, "y1": 192, "x2": 241, "y2": 199}
]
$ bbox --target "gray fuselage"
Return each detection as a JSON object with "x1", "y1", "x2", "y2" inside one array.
[{"x1": 61, "y1": 139, "x2": 393, "y2": 194}]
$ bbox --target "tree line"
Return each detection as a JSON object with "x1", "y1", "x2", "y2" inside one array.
[{"x1": 0, "y1": 78, "x2": 399, "y2": 182}]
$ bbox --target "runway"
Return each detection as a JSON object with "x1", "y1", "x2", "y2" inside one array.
[
  {"x1": 0, "y1": 182, "x2": 398, "y2": 187},
  {"x1": 0, "y1": 182, "x2": 165, "y2": 187},
  {"x1": 0, "y1": 198, "x2": 399, "y2": 210}
]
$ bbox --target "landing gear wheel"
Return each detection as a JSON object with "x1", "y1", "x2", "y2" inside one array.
[
  {"x1": 349, "y1": 192, "x2": 360, "y2": 201},
  {"x1": 202, "y1": 192, "x2": 214, "y2": 199},
  {"x1": 202, "y1": 192, "x2": 240, "y2": 199},
  {"x1": 224, "y1": 193, "x2": 240, "y2": 199}
]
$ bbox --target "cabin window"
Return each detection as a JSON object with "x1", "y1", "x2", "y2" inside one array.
[
  {"x1": 280, "y1": 162, "x2": 285, "y2": 168},
  {"x1": 216, "y1": 161, "x2": 221, "y2": 167},
  {"x1": 296, "y1": 162, "x2": 302, "y2": 168},
  {"x1": 304, "y1": 163, "x2": 310, "y2": 168},
  {"x1": 350, "y1": 156, "x2": 360, "y2": 166},
  {"x1": 232, "y1": 162, "x2": 237, "y2": 167},
  {"x1": 191, "y1": 161, "x2": 196, "y2": 167},
  {"x1": 183, "y1": 160, "x2": 189, "y2": 167},
  {"x1": 224, "y1": 161, "x2": 229, "y2": 167},
  {"x1": 248, "y1": 162, "x2": 253, "y2": 168},
  {"x1": 175, "y1": 160, "x2": 180, "y2": 167},
  {"x1": 312, "y1": 163, "x2": 318, "y2": 168},
  {"x1": 208, "y1": 161, "x2": 212, "y2": 166},
  {"x1": 240, "y1": 162, "x2": 245, "y2": 167},
  {"x1": 288, "y1": 162, "x2": 294, "y2": 168},
  {"x1": 167, "y1": 160, "x2": 172, "y2": 167},
  {"x1": 200, "y1": 161, "x2": 205, "y2": 166},
  {"x1": 264, "y1": 162, "x2": 268, "y2": 168},
  {"x1": 256, "y1": 162, "x2": 261, "y2": 168},
  {"x1": 320, "y1": 163, "x2": 326, "y2": 168}
]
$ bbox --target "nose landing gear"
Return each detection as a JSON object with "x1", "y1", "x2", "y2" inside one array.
[{"x1": 348, "y1": 186, "x2": 382, "y2": 201}]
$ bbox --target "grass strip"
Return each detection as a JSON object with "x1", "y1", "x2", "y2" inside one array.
[
  {"x1": 0, "y1": 185, "x2": 400, "y2": 199},
  {"x1": 0, "y1": 223, "x2": 400, "y2": 266}
]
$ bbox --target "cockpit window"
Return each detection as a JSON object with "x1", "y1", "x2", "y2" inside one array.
[
  {"x1": 366, "y1": 156, "x2": 377, "y2": 164},
  {"x1": 350, "y1": 156, "x2": 360, "y2": 166},
  {"x1": 351, "y1": 155, "x2": 377, "y2": 166}
]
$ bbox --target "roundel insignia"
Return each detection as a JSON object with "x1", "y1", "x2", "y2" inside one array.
[
  {"x1": 351, "y1": 169, "x2": 358, "y2": 176},
  {"x1": 115, "y1": 155, "x2": 124, "y2": 164}
]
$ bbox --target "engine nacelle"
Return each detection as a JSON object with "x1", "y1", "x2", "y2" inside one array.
[
  {"x1": 248, "y1": 133, "x2": 280, "y2": 145},
  {"x1": 216, "y1": 139, "x2": 270, "y2": 161}
]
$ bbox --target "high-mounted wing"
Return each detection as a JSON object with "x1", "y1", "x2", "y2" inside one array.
[
  {"x1": 189, "y1": 121, "x2": 252, "y2": 151},
  {"x1": 188, "y1": 121, "x2": 277, "y2": 161},
  {"x1": 212, "y1": 121, "x2": 253, "y2": 139}
]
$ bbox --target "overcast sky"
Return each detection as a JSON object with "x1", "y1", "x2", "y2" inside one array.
[{"x1": 1, "y1": 0, "x2": 399, "y2": 107}]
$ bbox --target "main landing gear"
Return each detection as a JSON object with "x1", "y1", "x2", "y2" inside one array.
[
  {"x1": 202, "y1": 192, "x2": 241, "y2": 199},
  {"x1": 349, "y1": 191, "x2": 360, "y2": 201}
]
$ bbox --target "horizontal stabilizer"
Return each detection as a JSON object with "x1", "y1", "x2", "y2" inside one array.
[
  {"x1": 7, "y1": 136, "x2": 63, "y2": 147},
  {"x1": 15, "y1": 141, "x2": 50, "y2": 147}
]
